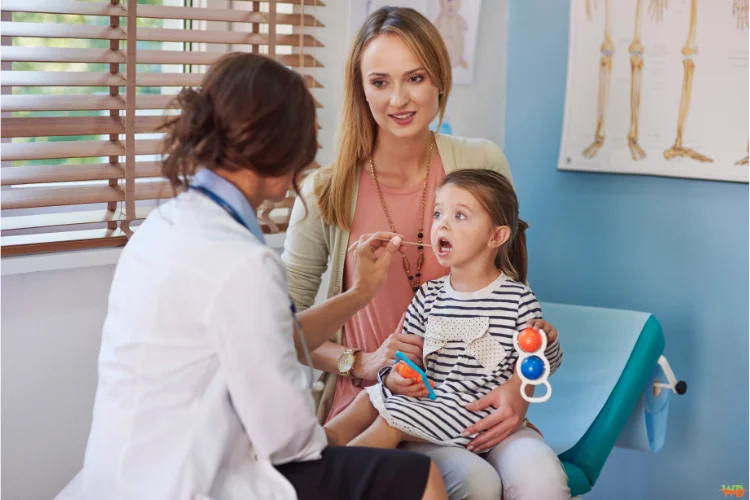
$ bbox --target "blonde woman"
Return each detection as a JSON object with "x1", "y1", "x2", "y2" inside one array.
[{"x1": 283, "y1": 7, "x2": 565, "y2": 499}]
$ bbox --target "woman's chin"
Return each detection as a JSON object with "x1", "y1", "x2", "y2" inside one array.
[{"x1": 380, "y1": 120, "x2": 429, "y2": 139}]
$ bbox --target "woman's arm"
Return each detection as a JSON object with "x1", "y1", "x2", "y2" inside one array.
[
  {"x1": 282, "y1": 174, "x2": 330, "y2": 313},
  {"x1": 306, "y1": 305, "x2": 424, "y2": 382},
  {"x1": 462, "y1": 375, "x2": 532, "y2": 453}
]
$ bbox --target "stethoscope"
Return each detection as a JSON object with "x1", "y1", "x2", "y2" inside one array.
[{"x1": 191, "y1": 184, "x2": 325, "y2": 394}]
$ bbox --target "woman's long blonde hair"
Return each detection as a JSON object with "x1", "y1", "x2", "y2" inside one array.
[{"x1": 315, "y1": 6, "x2": 452, "y2": 230}]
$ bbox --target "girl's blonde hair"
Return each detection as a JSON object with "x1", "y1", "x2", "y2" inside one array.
[{"x1": 315, "y1": 6, "x2": 452, "y2": 229}]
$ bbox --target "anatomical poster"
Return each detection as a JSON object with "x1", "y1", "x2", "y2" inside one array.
[
  {"x1": 558, "y1": 0, "x2": 749, "y2": 183},
  {"x1": 349, "y1": 0, "x2": 483, "y2": 85}
]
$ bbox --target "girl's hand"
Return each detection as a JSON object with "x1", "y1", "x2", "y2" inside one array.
[
  {"x1": 525, "y1": 318, "x2": 559, "y2": 344},
  {"x1": 385, "y1": 368, "x2": 430, "y2": 398}
]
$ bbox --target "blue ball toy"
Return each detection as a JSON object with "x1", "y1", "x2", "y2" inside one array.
[{"x1": 521, "y1": 356, "x2": 545, "y2": 381}]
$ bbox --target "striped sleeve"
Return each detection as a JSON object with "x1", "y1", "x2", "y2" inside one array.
[
  {"x1": 402, "y1": 283, "x2": 430, "y2": 337},
  {"x1": 376, "y1": 366, "x2": 395, "y2": 398},
  {"x1": 515, "y1": 286, "x2": 543, "y2": 328}
]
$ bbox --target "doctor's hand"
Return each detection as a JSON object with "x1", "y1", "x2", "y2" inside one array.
[
  {"x1": 348, "y1": 231, "x2": 402, "y2": 305},
  {"x1": 462, "y1": 377, "x2": 530, "y2": 453}
]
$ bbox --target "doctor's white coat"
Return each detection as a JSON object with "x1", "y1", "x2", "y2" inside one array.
[{"x1": 56, "y1": 191, "x2": 327, "y2": 500}]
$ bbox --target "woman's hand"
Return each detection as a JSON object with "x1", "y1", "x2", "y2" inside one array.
[
  {"x1": 353, "y1": 332, "x2": 424, "y2": 381},
  {"x1": 351, "y1": 312, "x2": 424, "y2": 381},
  {"x1": 462, "y1": 377, "x2": 530, "y2": 453},
  {"x1": 347, "y1": 231, "x2": 402, "y2": 306},
  {"x1": 525, "y1": 318, "x2": 559, "y2": 344},
  {"x1": 385, "y1": 369, "x2": 430, "y2": 398}
]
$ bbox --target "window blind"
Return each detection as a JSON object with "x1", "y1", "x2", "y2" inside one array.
[{"x1": 1, "y1": 0, "x2": 324, "y2": 256}]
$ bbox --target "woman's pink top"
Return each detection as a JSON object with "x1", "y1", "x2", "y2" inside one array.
[{"x1": 326, "y1": 157, "x2": 450, "y2": 421}]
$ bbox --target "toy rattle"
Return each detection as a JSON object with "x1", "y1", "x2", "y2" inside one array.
[
  {"x1": 394, "y1": 351, "x2": 437, "y2": 400},
  {"x1": 512, "y1": 328, "x2": 552, "y2": 403}
]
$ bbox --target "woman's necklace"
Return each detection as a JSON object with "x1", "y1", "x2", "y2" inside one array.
[{"x1": 369, "y1": 135, "x2": 434, "y2": 293}]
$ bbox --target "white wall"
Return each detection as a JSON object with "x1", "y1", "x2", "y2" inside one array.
[
  {"x1": 0, "y1": 2, "x2": 508, "y2": 498},
  {"x1": 436, "y1": 0, "x2": 509, "y2": 148},
  {"x1": 2, "y1": 264, "x2": 116, "y2": 500}
]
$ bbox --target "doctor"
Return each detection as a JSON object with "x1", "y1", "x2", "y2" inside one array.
[{"x1": 58, "y1": 53, "x2": 447, "y2": 500}]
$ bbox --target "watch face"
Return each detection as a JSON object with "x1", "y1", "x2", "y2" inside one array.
[{"x1": 340, "y1": 351, "x2": 354, "y2": 371}]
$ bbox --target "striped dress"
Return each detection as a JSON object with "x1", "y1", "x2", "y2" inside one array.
[{"x1": 366, "y1": 273, "x2": 563, "y2": 449}]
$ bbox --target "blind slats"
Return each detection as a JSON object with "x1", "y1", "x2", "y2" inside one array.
[
  {"x1": 1, "y1": 229, "x2": 128, "y2": 256},
  {"x1": 139, "y1": 5, "x2": 323, "y2": 26},
  {"x1": 1, "y1": 208, "x2": 134, "y2": 231},
  {"x1": 2, "y1": 116, "x2": 168, "y2": 138},
  {"x1": 247, "y1": 0, "x2": 324, "y2": 5},
  {"x1": 3, "y1": 0, "x2": 323, "y2": 256},
  {"x1": 2, "y1": 46, "x2": 126, "y2": 64},
  {"x1": 2, "y1": 185, "x2": 125, "y2": 209},
  {"x1": 2, "y1": 180, "x2": 171, "y2": 210},
  {"x1": 1, "y1": 71, "x2": 323, "y2": 89},
  {"x1": 4, "y1": 93, "x2": 317, "y2": 113},
  {"x1": 2, "y1": 22, "x2": 323, "y2": 48},
  {"x1": 3, "y1": 138, "x2": 163, "y2": 161},
  {"x1": 2, "y1": 70, "x2": 130, "y2": 87},
  {"x1": 1, "y1": 1, "x2": 323, "y2": 27},
  {"x1": 1, "y1": 0, "x2": 125, "y2": 16},
  {"x1": 2, "y1": 46, "x2": 323, "y2": 68},
  {"x1": 0, "y1": 206, "x2": 288, "y2": 233},
  {"x1": 2, "y1": 94, "x2": 177, "y2": 112},
  {"x1": 2, "y1": 162, "x2": 162, "y2": 185}
]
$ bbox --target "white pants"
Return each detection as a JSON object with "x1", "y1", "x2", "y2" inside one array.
[{"x1": 403, "y1": 427, "x2": 572, "y2": 500}]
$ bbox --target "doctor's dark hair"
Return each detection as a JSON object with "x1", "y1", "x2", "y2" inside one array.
[
  {"x1": 161, "y1": 52, "x2": 318, "y2": 196},
  {"x1": 441, "y1": 169, "x2": 529, "y2": 283}
]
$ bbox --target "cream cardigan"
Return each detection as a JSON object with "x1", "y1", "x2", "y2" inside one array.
[{"x1": 281, "y1": 133, "x2": 514, "y2": 423}]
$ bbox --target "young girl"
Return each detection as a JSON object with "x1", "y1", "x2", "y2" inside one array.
[{"x1": 325, "y1": 168, "x2": 571, "y2": 499}]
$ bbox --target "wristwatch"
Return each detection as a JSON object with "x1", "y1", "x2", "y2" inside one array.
[{"x1": 338, "y1": 348, "x2": 362, "y2": 386}]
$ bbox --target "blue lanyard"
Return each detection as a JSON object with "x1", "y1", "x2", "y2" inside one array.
[{"x1": 191, "y1": 185, "x2": 250, "y2": 232}]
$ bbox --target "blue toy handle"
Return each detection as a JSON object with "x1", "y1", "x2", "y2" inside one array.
[{"x1": 395, "y1": 351, "x2": 437, "y2": 400}]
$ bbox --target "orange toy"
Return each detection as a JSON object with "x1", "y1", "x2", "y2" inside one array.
[
  {"x1": 396, "y1": 361, "x2": 435, "y2": 388},
  {"x1": 517, "y1": 328, "x2": 544, "y2": 353}
]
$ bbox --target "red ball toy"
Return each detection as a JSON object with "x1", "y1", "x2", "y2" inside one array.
[{"x1": 518, "y1": 328, "x2": 543, "y2": 353}]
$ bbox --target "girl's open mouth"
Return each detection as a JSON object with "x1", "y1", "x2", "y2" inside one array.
[{"x1": 437, "y1": 236, "x2": 452, "y2": 257}]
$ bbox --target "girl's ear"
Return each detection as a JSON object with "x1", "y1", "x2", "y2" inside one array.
[{"x1": 488, "y1": 225, "x2": 511, "y2": 249}]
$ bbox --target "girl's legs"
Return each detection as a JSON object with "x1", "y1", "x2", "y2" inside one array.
[
  {"x1": 324, "y1": 390, "x2": 380, "y2": 446},
  {"x1": 484, "y1": 426, "x2": 571, "y2": 500},
  {"x1": 348, "y1": 415, "x2": 406, "y2": 449}
]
